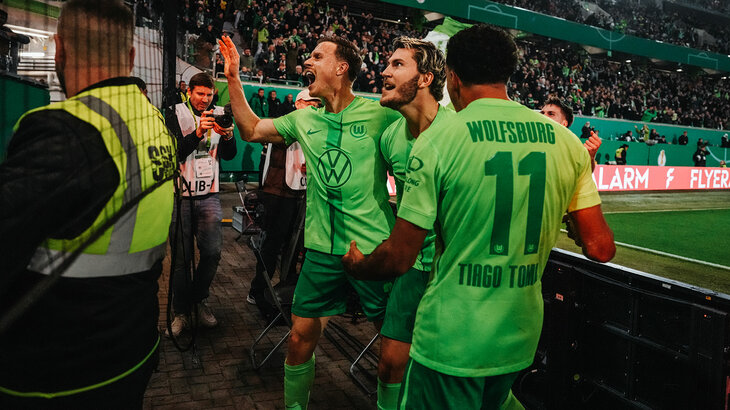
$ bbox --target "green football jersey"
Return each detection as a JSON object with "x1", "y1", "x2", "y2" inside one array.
[
  {"x1": 398, "y1": 98, "x2": 601, "y2": 377},
  {"x1": 273, "y1": 96, "x2": 401, "y2": 255},
  {"x1": 379, "y1": 105, "x2": 455, "y2": 271}
]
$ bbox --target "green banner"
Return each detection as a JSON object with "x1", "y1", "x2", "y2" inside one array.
[
  {"x1": 593, "y1": 140, "x2": 728, "y2": 167},
  {"x1": 569, "y1": 115, "x2": 728, "y2": 147},
  {"x1": 1, "y1": 75, "x2": 50, "y2": 161},
  {"x1": 382, "y1": 0, "x2": 730, "y2": 72}
]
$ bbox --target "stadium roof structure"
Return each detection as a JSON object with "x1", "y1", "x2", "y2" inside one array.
[{"x1": 382, "y1": 0, "x2": 730, "y2": 73}]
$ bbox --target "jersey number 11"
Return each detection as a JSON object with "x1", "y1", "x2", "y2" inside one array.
[{"x1": 484, "y1": 151, "x2": 546, "y2": 256}]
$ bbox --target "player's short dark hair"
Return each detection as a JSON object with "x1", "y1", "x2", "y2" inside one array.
[
  {"x1": 446, "y1": 24, "x2": 517, "y2": 86},
  {"x1": 58, "y1": 0, "x2": 134, "y2": 68},
  {"x1": 393, "y1": 36, "x2": 446, "y2": 101},
  {"x1": 317, "y1": 36, "x2": 362, "y2": 82},
  {"x1": 188, "y1": 72, "x2": 215, "y2": 91},
  {"x1": 544, "y1": 96, "x2": 574, "y2": 127}
]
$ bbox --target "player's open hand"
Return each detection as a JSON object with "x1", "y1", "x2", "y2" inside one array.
[
  {"x1": 217, "y1": 35, "x2": 240, "y2": 78},
  {"x1": 341, "y1": 240, "x2": 365, "y2": 277},
  {"x1": 584, "y1": 131, "x2": 602, "y2": 160}
]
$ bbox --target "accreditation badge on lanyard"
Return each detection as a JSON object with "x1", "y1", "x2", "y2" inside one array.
[
  {"x1": 190, "y1": 102, "x2": 215, "y2": 179},
  {"x1": 195, "y1": 152, "x2": 214, "y2": 179},
  {"x1": 194, "y1": 131, "x2": 214, "y2": 179}
]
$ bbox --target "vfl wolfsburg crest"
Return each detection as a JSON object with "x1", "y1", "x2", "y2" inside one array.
[
  {"x1": 317, "y1": 148, "x2": 353, "y2": 188},
  {"x1": 350, "y1": 123, "x2": 367, "y2": 137}
]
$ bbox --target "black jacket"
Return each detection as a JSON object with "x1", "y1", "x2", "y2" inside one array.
[
  {"x1": 0, "y1": 77, "x2": 164, "y2": 393},
  {"x1": 693, "y1": 149, "x2": 707, "y2": 167}
]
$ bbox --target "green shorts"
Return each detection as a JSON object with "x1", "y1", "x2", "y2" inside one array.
[
  {"x1": 398, "y1": 359, "x2": 522, "y2": 410},
  {"x1": 291, "y1": 250, "x2": 393, "y2": 321},
  {"x1": 380, "y1": 267, "x2": 430, "y2": 343}
]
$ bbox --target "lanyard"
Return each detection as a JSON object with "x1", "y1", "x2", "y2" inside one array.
[{"x1": 187, "y1": 101, "x2": 211, "y2": 149}]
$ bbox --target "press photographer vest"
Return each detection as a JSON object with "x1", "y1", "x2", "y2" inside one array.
[
  {"x1": 21, "y1": 84, "x2": 175, "y2": 278},
  {"x1": 175, "y1": 102, "x2": 225, "y2": 196}
]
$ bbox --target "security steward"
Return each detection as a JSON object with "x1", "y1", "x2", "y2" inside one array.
[{"x1": 0, "y1": 1, "x2": 175, "y2": 408}]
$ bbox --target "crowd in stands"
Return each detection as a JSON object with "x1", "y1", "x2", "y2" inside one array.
[
  {"x1": 498, "y1": 0, "x2": 730, "y2": 55},
  {"x1": 172, "y1": 0, "x2": 427, "y2": 91},
  {"x1": 510, "y1": 42, "x2": 730, "y2": 131},
  {"x1": 130, "y1": 0, "x2": 730, "y2": 132}
]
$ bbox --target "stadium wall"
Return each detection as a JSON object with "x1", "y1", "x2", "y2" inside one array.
[
  {"x1": 570, "y1": 115, "x2": 728, "y2": 148},
  {"x1": 0, "y1": 73, "x2": 50, "y2": 160},
  {"x1": 592, "y1": 139, "x2": 729, "y2": 167}
]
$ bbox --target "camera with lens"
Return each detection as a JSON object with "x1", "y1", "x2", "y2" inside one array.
[{"x1": 213, "y1": 103, "x2": 233, "y2": 129}]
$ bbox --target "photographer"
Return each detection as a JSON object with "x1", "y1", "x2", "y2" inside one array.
[{"x1": 165, "y1": 72, "x2": 236, "y2": 336}]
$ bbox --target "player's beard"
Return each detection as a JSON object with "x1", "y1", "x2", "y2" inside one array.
[{"x1": 381, "y1": 73, "x2": 419, "y2": 110}]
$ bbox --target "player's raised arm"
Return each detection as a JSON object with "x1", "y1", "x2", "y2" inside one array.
[
  {"x1": 218, "y1": 35, "x2": 284, "y2": 144},
  {"x1": 566, "y1": 205, "x2": 615, "y2": 262}
]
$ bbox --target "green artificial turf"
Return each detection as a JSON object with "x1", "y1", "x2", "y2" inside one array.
[{"x1": 603, "y1": 209, "x2": 730, "y2": 267}]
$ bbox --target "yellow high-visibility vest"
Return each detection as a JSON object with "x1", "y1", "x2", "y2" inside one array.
[{"x1": 18, "y1": 83, "x2": 176, "y2": 278}]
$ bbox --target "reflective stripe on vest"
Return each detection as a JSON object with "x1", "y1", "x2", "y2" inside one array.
[{"x1": 26, "y1": 87, "x2": 174, "y2": 278}]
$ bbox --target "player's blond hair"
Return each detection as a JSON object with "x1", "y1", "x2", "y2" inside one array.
[
  {"x1": 392, "y1": 37, "x2": 446, "y2": 101},
  {"x1": 57, "y1": 0, "x2": 134, "y2": 70}
]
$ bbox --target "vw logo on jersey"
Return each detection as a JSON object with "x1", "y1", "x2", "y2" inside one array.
[
  {"x1": 317, "y1": 148, "x2": 353, "y2": 188},
  {"x1": 350, "y1": 123, "x2": 368, "y2": 138}
]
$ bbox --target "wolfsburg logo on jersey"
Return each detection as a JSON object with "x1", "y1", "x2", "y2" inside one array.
[
  {"x1": 350, "y1": 123, "x2": 367, "y2": 138},
  {"x1": 317, "y1": 148, "x2": 353, "y2": 188},
  {"x1": 407, "y1": 155, "x2": 423, "y2": 172}
]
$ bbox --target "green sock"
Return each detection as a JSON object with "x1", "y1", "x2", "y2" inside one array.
[
  {"x1": 377, "y1": 378, "x2": 402, "y2": 410},
  {"x1": 284, "y1": 354, "x2": 315, "y2": 410}
]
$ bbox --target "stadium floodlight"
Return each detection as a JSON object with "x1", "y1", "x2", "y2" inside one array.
[
  {"x1": 5, "y1": 24, "x2": 53, "y2": 38},
  {"x1": 423, "y1": 11, "x2": 444, "y2": 21},
  {"x1": 19, "y1": 52, "x2": 45, "y2": 59}
]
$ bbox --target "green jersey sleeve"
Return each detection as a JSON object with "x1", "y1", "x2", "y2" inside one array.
[
  {"x1": 397, "y1": 135, "x2": 441, "y2": 231},
  {"x1": 272, "y1": 108, "x2": 307, "y2": 145},
  {"x1": 568, "y1": 149, "x2": 601, "y2": 212}
]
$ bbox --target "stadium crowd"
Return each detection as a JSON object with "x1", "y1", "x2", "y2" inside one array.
[
  {"x1": 498, "y1": 0, "x2": 730, "y2": 55},
  {"x1": 511, "y1": 42, "x2": 730, "y2": 131},
  {"x1": 131, "y1": 0, "x2": 730, "y2": 131},
  {"x1": 171, "y1": 0, "x2": 425, "y2": 91}
]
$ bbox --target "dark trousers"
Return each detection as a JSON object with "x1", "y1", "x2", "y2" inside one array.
[
  {"x1": 250, "y1": 192, "x2": 301, "y2": 295},
  {"x1": 170, "y1": 194, "x2": 223, "y2": 313},
  {"x1": 0, "y1": 349, "x2": 158, "y2": 410}
]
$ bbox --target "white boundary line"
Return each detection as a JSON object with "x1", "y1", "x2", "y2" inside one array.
[
  {"x1": 560, "y1": 229, "x2": 730, "y2": 271},
  {"x1": 603, "y1": 207, "x2": 730, "y2": 214}
]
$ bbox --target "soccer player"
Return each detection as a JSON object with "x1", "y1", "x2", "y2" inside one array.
[
  {"x1": 376, "y1": 37, "x2": 452, "y2": 409},
  {"x1": 342, "y1": 24, "x2": 615, "y2": 408},
  {"x1": 540, "y1": 96, "x2": 602, "y2": 170},
  {"x1": 218, "y1": 35, "x2": 401, "y2": 409}
]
